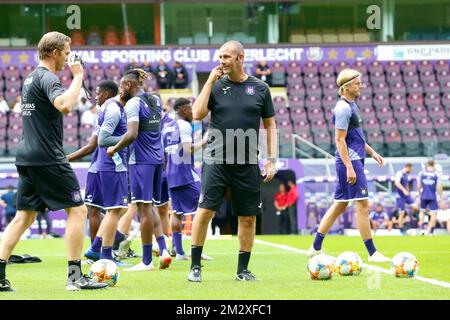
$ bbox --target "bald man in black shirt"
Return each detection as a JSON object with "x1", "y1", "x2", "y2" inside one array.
[
  {"x1": 0, "y1": 32, "x2": 107, "y2": 292},
  {"x1": 188, "y1": 41, "x2": 277, "y2": 282}
]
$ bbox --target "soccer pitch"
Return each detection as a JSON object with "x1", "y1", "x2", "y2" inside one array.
[{"x1": 1, "y1": 235, "x2": 449, "y2": 300}]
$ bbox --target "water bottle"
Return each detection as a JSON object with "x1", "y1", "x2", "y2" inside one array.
[{"x1": 112, "y1": 152, "x2": 122, "y2": 166}]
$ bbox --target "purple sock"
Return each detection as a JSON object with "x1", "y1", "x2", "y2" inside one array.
[
  {"x1": 91, "y1": 237, "x2": 102, "y2": 252},
  {"x1": 313, "y1": 232, "x2": 325, "y2": 251},
  {"x1": 101, "y1": 246, "x2": 113, "y2": 260},
  {"x1": 364, "y1": 239, "x2": 377, "y2": 256},
  {"x1": 156, "y1": 236, "x2": 167, "y2": 256},
  {"x1": 173, "y1": 232, "x2": 184, "y2": 255},
  {"x1": 142, "y1": 244, "x2": 153, "y2": 266}
]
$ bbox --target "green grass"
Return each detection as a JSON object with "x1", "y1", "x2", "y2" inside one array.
[{"x1": 1, "y1": 235, "x2": 449, "y2": 300}]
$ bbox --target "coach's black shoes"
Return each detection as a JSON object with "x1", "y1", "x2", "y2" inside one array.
[
  {"x1": 0, "y1": 278, "x2": 15, "y2": 292},
  {"x1": 188, "y1": 265, "x2": 202, "y2": 282},
  {"x1": 236, "y1": 269, "x2": 258, "y2": 281},
  {"x1": 66, "y1": 274, "x2": 109, "y2": 291}
]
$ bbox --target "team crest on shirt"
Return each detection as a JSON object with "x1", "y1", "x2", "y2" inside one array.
[
  {"x1": 245, "y1": 86, "x2": 255, "y2": 95},
  {"x1": 71, "y1": 191, "x2": 82, "y2": 202},
  {"x1": 361, "y1": 187, "x2": 367, "y2": 195}
]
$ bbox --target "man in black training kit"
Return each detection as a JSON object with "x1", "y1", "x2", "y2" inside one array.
[
  {"x1": 0, "y1": 31, "x2": 108, "y2": 291},
  {"x1": 188, "y1": 41, "x2": 277, "y2": 282}
]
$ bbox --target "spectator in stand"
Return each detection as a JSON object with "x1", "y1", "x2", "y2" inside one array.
[
  {"x1": 254, "y1": 60, "x2": 272, "y2": 86},
  {"x1": 77, "y1": 96, "x2": 92, "y2": 113},
  {"x1": 286, "y1": 180, "x2": 298, "y2": 234},
  {"x1": 369, "y1": 203, "x2": 393, "y2": 231},
  {"x1": 390, "y1": 209, "x2": 411, "y2": 234},
  {"x1": 126, "y1": 59, "x2": 139, "y2": 71},
  {"x1": 1, "y1": 186, "x2": 17, "y2": 226},
  {"x1": 155, "y1": 59, "x2": 173, "y2": 89},
  {"x1": 12, "y1": 96, "x2": 21, "y2": 113},
  {"x1": 274, "y1": 183, "x2": 289, "y2": 234},
  {"x1": 436, "y1": 202, "x2": 450, "y2": 233},
  {"x1": 0, "y1": 95, "x2": 9, "y2": 114},
  {"x1": 81, "y1": 103, "x2": 98, "y2": 126},
  {"x1": 142, "y1": 60, "x2": 154, "y2": 74},
  {"x1": 173, "y1": 61, "x2": 189, "y2": 89}
]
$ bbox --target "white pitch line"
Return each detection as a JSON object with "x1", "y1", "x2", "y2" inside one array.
[{"x1": 254, "y1": 239, "x2": 450, "y2": 289}]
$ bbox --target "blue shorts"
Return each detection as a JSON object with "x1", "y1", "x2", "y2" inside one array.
[
  {"x1": 396, "y1": 195, "x2": 414, "y2": 210},
  {"x1": 129, "y1": 164, "x2": 163, "y2": 204},
  {"x1": 420, "y1": 199, "x2": 438, "y2": 212},
  {"x1": 334, "y1": 159, "x2": 369, "y2": 202},
  {"x1": 155, "y1": 175, "x2": 170, "y2": 207},
  {"x1": 170, "y1": 182, "x2": 201, "y2": 215},
  {"x1": 84, "y1": 171, "x2": 128, "y2": 209}
]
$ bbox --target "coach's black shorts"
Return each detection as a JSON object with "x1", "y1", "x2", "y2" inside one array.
[
  {"x1": 198, "y1": 163, "x2": 262, "y2": 216},
  {"x1": 16, "y1": 164, "x2": 84, "y2": 212}
]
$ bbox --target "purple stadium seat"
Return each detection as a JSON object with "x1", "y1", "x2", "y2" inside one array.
[
  {"x1": 323, "y1": 83, "x2": 338, "y2": 96},
  {"x1": 288, "y1": 96, "x2": 305, "y2": 109},
  {"x1": 305, "y1": 95, "x2": 321, "y2": 110},
  {"x1": 420, "y1": 70, "x2": 436, "y2": 84},
  {"x1": 373, "y1": 94, "x2": 389, "y2": 109},
  {"x1": 364, "y1": 118, "x2": 380, "y2": 132},
  {"x1": 320, "y1": 72, "x2": 335, "y2": 86},
  {"x1": 380, "y1": 118, "x2": 397, "y2": 130},
  {"x1": 322, "y1": 95, "x2": 337, "y2": 110},
  {"x1": 90, "y1": 75, "x2": 104, "y2": 90},
  {"x1": 420, "y1": 129, "x2": 437, "y2": 144},
  {"x1": 369, "y1": 71, "x2": 386, "y2": 85},
  {"x1": 63, "y1": 122, "x2": 78, "y2": 136},
  {"x1": 442, "y1": 81, "x2": 450, "y2": 94},
  {"x1": 357, "y1": 94, "x2": 372, "y2": 109},
  {"x1": 308, "y1": 106, "x2": 325, "y2": 121},
  {"x1": 5, "y1": 65, "x2": 20, "y2": 79},
  {"x1": 406, "y1": 81, "x2": 423, "y2": 95},
  {"x1": 0, "y1": 67, "x2": 3, "y2": 79},
  {"x1": 384, "y1": 130, "x2": 403, "y2": 156},
  {"x1": 352, "y1": 60, "x2": 367, "y2": 74},
  {"x1": 79, "y1": 123, "x2": 94, "y2": 139},
  {"x1": 8, "y1": 112, "x2": 22, "y2": 127},
  {"x1": 428, "y1": 105, "x2": 446, "y2": 121},
  {"x1": 386, "y1": 70, "x2": 402, "y2": 85},
  {"x1": 442, "y1": 93, "x2": 450, "y2": 109},
  {"x1": 324, "y1": 107, "x2": 334, "y2": 122},
  {"x1": 287, "y1": 73, "x2": 304, "y2": 87},
  {"x1": 360, "y1": 106, "x2": 376, "y2": 120},
  {"x1": 436, "y1": 70, "x2": 450, "y2": 86},
  {"x1": 403, "y1": 70, "x2": 419, "y2": 84},
  {"x1": 63, "y1": 111, "x2": 79, "y2": 126},
  {"x1": 401, "y1": 61, "x2": 417, "y2": 74},
  {"x1": 303, "y1": 61, "x2": 318, "y2": 75},
  {"x1": 313, "y1": 131, "x2": 332, "y2": 154},
  {"x1": 276, "y1": 119, "x2": 292, "y2": 129},
  {"x1": 21, "y1": 64, "x2": 35, "y2": 79},
  {"x1": 433, "y1": 117, "x2": 449, "y2": 130},
  {"x1": 407, "y1": 94, "x2": 424, "y2": 108},
  {"x1": 271, "y1": 62, "x2": 286, "y2": 87},
  {"x1": 0, "y1": 113, "x2": 7, "y2": 131},
  {"x1": 7, "y1": 135, "x2": 22, "y2": 156},
  {"x1": 310, "y1": 119, "x2": 328, "y2": 132},
  {"x1": 304, "y1": 72, "x2": 320, "y2": 86},
  {"x1": 335, "y1": 61, "x2": 349, "y2": 74},
  {"x1": 385, "y1": 61, "x2": 400, "y2": 74},
  {"x1": 390, "y1": 81, "x2": 406, "y2": 96},
  {"x1": 275, "y1": 107, "x2": 290, "y2": 121},
  {"x1": 6, "y1": 76, "x2": 21, "y2": 91},
  {"x1": 60, "y1": 74, "x2": 72, "y2": 88},
  {"x1": 57, "y1": 65, "x2": 72, "y2": 79},
  {"x1": 401, "y1": 130, "x2": 421, "y2": 156},
  {"x1": 360, "y1": 83, "x2": 373, "y2": 97},
  {"x1": 424, "y1": 81, "x2": 441, "y2": 95},
  {"x1": 376, "y1": 107, "x2": 394, "y2": 121},
  {"x1": 144, "y1": 75, "x2": 158, "y2": 91},
  {"x1": 415, "y1": 116, "x2": 434, "y2": 132},
  {"x1": 288, "y1": 84, "x2": 305, "y2": 98},
  {"x1": 293, "y1": 119, "x2": 310, "y2": 133},
  {"x1": 373, "y1": 82, "x2": 390, "y2": 96},
  {"x1": 273, "y1": 96, "x2": 287, "y2": 109},
  {"x1": 393, "y1": 105, "x2": 411, "y2": 120},
  {"x1": 368, "y1": 60, "x2": 383, "y2": 74},
  {"x1": 89, "y1": 64, "x2": 105, "y2": 78},
  {"x1": 366, "y1": 131, "x2": 384, "y2": 152},
  {"x1": 105, "y1": 64, "x2": 122, "y2": 79},
  {"x1": 424, "y1": 93, "x2": 441, "y2": 108},
  {"x1": 390, "y1": 94, "x2": 406, "y2": 109},
  {"x1": 287, "y1": 61, "x2": 301, "y2": 75},
  {"x1": 437, "y1": 129, "x2": 450, "y2": 153},
  {"x1": 63, "y1": 135, "x2": 79, "y2": 153},
  {"x1": 411, "y1": 105, "x2": 428, "y2": 119},
  {"x1": 319, "y1": 61, "x2": 334, "y2": 75},
  {"x1": 418, "y1": 60, "x2": 433, "y2": 74},
  {"x1": 4, "y1": 88, "x2": 20, "y2": 103},
  {"x1": 291, "y1": 107, "x2": 308, "y2": 121},
  {"x1": 398, "y1": 117, "x2": 416, "y2": 132},
  {"x1": 305, "y1": 83, "x2": 322, "y2": 97},
  {"x1": 7, "y1": 124, "x2": 22, "y2": 141},
  {"x1": 435, "y1": 60, "x2": 449, "y2": 73}
]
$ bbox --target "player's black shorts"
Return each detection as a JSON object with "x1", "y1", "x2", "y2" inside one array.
[
  {"x1": 198, "y1": 163, "x2": 262, "y2": 216},
  {"x1": 16, "y1": 164, "x2": 84, "y2": 212}
]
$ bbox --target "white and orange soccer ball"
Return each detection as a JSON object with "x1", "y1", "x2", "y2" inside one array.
[
  {"x1": 335, "y1": 251, "x2": 364, "y2": 276},
  {"x1": 391, "y1": 252, "x2": 419, "y2": 278},
  {"x1": 89, "y1": 259, "x2": 119, "y2": 287},
  {"x1": 307, "y1": 254, "x2": 335, "y2": 280}
]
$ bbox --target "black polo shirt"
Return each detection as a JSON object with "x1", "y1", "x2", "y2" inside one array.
[
  {"x1": 15, "y1": 66, "x2": 68, "y2": 166},
  {"x1": 205, "y1": 75, "x2": 275, "y2": 164}
]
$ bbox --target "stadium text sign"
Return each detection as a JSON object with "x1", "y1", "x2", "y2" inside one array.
[{"x1": 377, "y1": 44, "x2": 450, "y2": 61}]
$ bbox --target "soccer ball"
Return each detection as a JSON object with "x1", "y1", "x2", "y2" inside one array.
[
  {"x1": 391, "y1": 252, "x2": 419, "y2": 278},
  {"x1": 307, "y1": 254, "x2": 335, "y2": 280},
  {"x1": 89, "y1": 259, "x2": 119, "y2": 286},
  {"x1": 335, "y1": 251, "x2": 363, "y2": 276}
]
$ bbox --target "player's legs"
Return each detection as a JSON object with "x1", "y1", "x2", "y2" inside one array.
[
  {"x1": 371, "y1": 220, "x2": 380, "y2": 231},
  {"x1": 171, "y1": 213, "x2": 185, "y2": 256},
  {"x1": 427, "y1": 211, "x2": 437, "y2": 235},
  {"x1": 398, "y1": 210, "x2": 406, "y2": 229},
  {"x1": 87, "y1": 205, "x2": 103, "y2": 242},
  {"x1": 100, "y1": 207, "x2": 126, "y2": 260},
  {"x1": 117, "y1": 203, "x2": 137, "y2": 235},
  {"x1": 418, "y1": 210, "x2": 427, "y2": 228},
  {"x1": 65, "y1": 205, "x2": 88, "y2": 262}
]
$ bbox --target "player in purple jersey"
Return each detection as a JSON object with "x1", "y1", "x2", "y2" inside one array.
[
  {"x1": 68, "y1": 81, "x2": 118, "y2": 243},
  {"x1": 307, "y1": 69, "x2": 390, "y2": 262},
  {"x1": 393, "y1": 163, "x2": 416, "y2": 229},
  {"x1": 417, "y1": 160, "x2": 443, "y2": 235},
  {"x1": 107, "y1": 68, "x2": 172, "y2": 271},
  {"x1": 162, "y1": 98, "x2": 208, "y2": 260}
]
